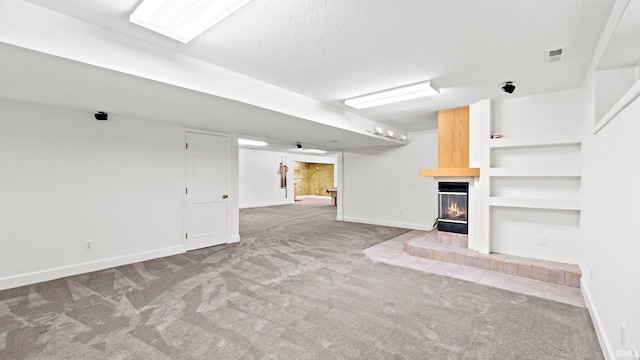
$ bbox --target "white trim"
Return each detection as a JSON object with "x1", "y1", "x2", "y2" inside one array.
[
  {"x1": 295, "y1": 195, "x2": 331, "y2": 199},
  {"x1": 184, "y1": 128, "x2": 229, "y2": 137},
  {"x1": 228, "y1": 235, "x2": 240, "y2": 244},
  {"x1": 488, "y1": 167, "x2": 581, "y2": 177},
  {"x1": 594, "y1": 81, "x2": 640, "y2": 135},
  {"x1": 336, "y1": 151, "x2": 344, "y2": 220},
  {"x1": 342, "y1": 216, "x2": 430, "y2": 231},
  {"x1": 488, "y1": 197, "x2": 581, "y2": 211},
  {"x1": 240, "y1": 200, "x2": 293, "y2": 209},
  {"x1": 489, "y1": 136, "x2": 582, "y2": 148},
  {"x1": 581, "y1": 279, "x2": 614, "y2": 360},
  {"x1": 0, "y1": 246, "x2": 185, "y2": 291}
]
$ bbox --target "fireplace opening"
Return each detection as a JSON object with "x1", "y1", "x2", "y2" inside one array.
[{"x1": 438, "y1": 182, "x2": 468, "y2": 234}]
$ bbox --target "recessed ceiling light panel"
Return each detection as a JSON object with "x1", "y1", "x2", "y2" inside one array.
[
  {"x1": 302, "y1": 149, "x2": 328, "y2": 154},
  {"x1": 130, "y1": 0, "x2": 253, "y2": 43},
  {"x1": 345, "y1": 81, "x2": 439, "y2": 109},
  {"x1": 238, "y1": 138, "x2": 267, "y2": 146}
]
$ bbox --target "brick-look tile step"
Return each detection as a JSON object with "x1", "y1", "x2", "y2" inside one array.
[
  {"x1": 403, "y1": 231, "x2": 581, "y2": 288},
  {"x1": 436, "y1": 230, "x2": 468, "y2": 248}
]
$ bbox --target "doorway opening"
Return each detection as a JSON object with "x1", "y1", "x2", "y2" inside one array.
[{"x1": 293, "y1": 162, "x2": 335, "y2": 204}]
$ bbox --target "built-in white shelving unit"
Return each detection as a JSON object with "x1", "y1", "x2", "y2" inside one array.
[
  {"x1": 593, "y1": 1, "x2": 640, "y2": 135},
  {"x1": 487, "y1": 136, "x2": 582, "y2": 212},
  {"x1": 482, "y1": 90, "x2": 585, "y2": 263}
]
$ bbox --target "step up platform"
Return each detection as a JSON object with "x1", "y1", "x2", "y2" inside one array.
[{"x1": 404, "y1": 231, "x2": 581, "y2": 288}]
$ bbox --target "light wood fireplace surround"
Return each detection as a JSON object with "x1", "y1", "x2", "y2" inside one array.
[{"x1": 420, "y1": 106, "x2": 480, "y2": 177}]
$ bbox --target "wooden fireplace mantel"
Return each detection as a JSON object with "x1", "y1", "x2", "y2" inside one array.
[
  {"x1": 420, "y1": 106, "x2": 480, "y2": 178},
  {"x1": 420, "y1": 167, "x2": 480, "y2": 177}
]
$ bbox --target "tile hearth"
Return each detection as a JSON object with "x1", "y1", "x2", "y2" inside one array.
[
  {"x1": 363, "y1": 230, "x2": 584, "y2": 307},
  {"x1": 405, "y1": 231, "x2": 582, "y2": 288}
]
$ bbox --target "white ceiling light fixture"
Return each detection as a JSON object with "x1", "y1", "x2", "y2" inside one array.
[
  {"x1": 238, "y1": 138, "x2": 267, "y2": 146},
  {"x1": 302, "y1": 148, "x2": 328, "y2": 154},
  {"x1": 130, "y1": 0, "x2": 253, "y2": 43},
  {"x1": 344, "y1": 81, "x2": 440, "y2": 109}
]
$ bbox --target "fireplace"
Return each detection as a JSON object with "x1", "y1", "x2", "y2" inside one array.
[{"x1": 438, "y1": 182, "x2": 468, "y2": 234}]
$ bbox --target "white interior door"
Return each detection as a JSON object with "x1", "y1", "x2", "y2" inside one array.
[{"x1": 185, "y1": 132, "x2": 229, "y2": 251}]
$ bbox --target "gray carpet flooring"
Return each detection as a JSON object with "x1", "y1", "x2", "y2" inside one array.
[{"x1": 0, "y1": 203, "x2": 603, "y2": 359}]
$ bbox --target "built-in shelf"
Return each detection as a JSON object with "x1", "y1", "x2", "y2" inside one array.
[
  {"x1": 489, "y1": 136, "x2": 582, "y2": 149},
  {"x1": 488, "y1": 167, "x2": 581, "y2": 177},
  {"x1": 420, "y1": 167, "x2": 480, "y2": 177},
  {"x1": 594, "y1": 80, "x2": 640, "y2": 135},
  {"x1": 488, "y1": 197, "x2": 581, "y2": 211}
]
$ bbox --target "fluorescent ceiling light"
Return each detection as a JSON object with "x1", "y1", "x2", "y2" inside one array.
[
  {"x1": 130, "y1": 0, "x2": 253, "y2": 43},
  {"x1": 238, "y1": 138, "x2": 267, "y2": 146},
  {"x1": 344, "y1": 81, "x2": 439, "y2": 109},
  {"x1": 302, "y1": 149, "x2": 328, "y2": 154}
]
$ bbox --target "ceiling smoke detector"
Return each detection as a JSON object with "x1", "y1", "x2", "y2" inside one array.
[{"x1": 545, "y1": 47, "x2": 565, "y2": 62}]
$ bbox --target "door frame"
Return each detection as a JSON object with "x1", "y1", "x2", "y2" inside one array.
[{"x1": 182, "y1": 128, "x2": 233, "y2": 250}]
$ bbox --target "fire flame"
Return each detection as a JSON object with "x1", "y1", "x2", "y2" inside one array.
[{"x1": 447, "y1": 201, "x2": 466, "y2": 217}]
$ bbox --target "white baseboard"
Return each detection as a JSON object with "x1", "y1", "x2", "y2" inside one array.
[
  {"x1": 228, "y1": 234, "x2": 240, "y2": 243},
  {"x1": 341, "y1": 216, "x2": 431, "y2": 231},
  {"x1": 581, "y1": 279, "x2": 613, "y2": 360},
  {"x1": 240, "y1": 200, "x2": 293, "y2": 209},
  {"x1": 0, "y1": 245, "x2": 185, "y2": 291}
]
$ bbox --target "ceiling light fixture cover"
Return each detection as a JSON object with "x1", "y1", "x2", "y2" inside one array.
[
  {"x1": 302, "y1": 149, "x2": 328, "y2": 154},
  {"x1": 238, "y1": 138, "x2": 267, "y2": 146},
  {"x1": 344, "y1": 81, "x2": 439, "y2": 109},
  {"x1": 130, "y1": 0, "x2": 253, "y2": 43}
]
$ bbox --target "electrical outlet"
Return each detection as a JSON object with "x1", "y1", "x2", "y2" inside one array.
[
  {"x1": 85, "y1": 240, "x2": 93, "y2": 251},
  {"x1": 621, "y1": 323, "x2": 626, "y2": 348},
  {"x1": 538, "y1": 235, "x2": 547, "y2": 245}
]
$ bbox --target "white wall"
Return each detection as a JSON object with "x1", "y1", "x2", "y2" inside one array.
[
  {"x1": 0, "y1": 99, "x2": 238, "y2": 290},
  {"x1": 238, "y1": 148, "x2": 336, "y2": 208},
  {"x1": 341, "y1": 130, "x2": 438, "y2": 230},
  {"x1": 580, "y1": 63, "x2": 640, "y2": 360},
  {"x1": 492, "y1": 89, "x2": 582, "y2": 139}
]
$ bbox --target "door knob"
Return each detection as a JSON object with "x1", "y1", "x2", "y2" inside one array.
[{"x1": 222, "y1": 194, "x2": 228, "y2": 199}]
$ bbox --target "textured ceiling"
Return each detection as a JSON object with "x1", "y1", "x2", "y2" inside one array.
[{"x1": 17, "y1": 0, "x2": 615, "y2": 132}]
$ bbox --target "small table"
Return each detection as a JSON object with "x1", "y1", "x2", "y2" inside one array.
[{"x1": 326, "y1": 187, "x2": 338, "y2": 206}]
